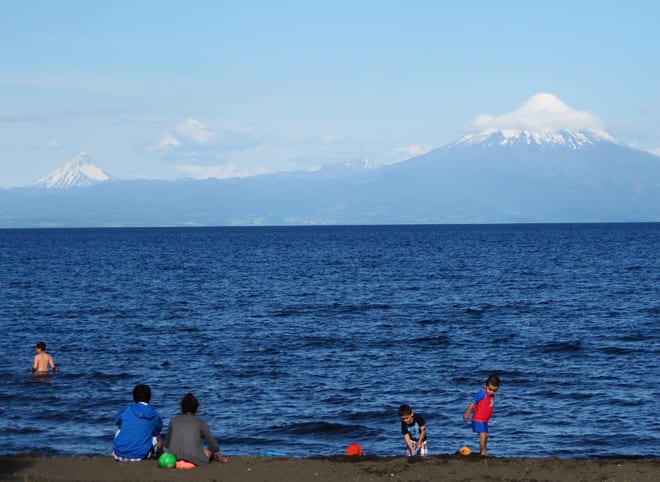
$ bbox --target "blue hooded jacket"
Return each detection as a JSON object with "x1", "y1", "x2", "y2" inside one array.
[{"x1": 113, "y1": 402, "x2": 163, "y2": 459}]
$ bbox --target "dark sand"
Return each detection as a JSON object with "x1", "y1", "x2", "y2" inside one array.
[{"x1": 1, "y1": 455, "x2": 658, "y2": 482}]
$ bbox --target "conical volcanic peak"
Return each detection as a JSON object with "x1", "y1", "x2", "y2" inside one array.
[{"x1": 30, "y1": 153, "x2": 112, "y2": 188}]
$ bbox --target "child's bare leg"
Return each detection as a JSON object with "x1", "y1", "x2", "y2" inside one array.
[
  {"x1": 479, "y1": 432, "x2": 488, "y2": 456},
  {"x1": 156, "y1": 435, "x2": 163, "y2": 456}
]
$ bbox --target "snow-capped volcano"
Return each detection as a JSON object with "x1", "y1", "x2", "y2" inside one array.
[
  {"x1": 372, "y1": 92, "x2": 660, "y2": 223},
  {"x1": 450, "y1": 128, "x2": 620, "y2": 150},
  {"x1": 438, "y1": 92, "x2": 625, "y2": 152},
  {"x1": 30, "y1": 153, "x2": 111, "y2": 188}
]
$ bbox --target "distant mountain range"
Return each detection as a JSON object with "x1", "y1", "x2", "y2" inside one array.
[{"x1": 2, "y1": 124, "x2": 660, "y2": 227}]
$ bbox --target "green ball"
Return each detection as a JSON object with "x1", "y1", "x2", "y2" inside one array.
[{"x1": 158, "y1": 452, "x2": 176, "y2": 468}]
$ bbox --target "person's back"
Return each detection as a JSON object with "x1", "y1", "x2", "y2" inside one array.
[
  {"x1": 165, "y1": 392, "x2": 225, "y2": 466},
  {"x1": 112, "y1": 384, "x2": 163, "y2": 461},
  {"x1": 166, "y1": 413, "x2": 216, "y2": 465},
  {"x1": 31, "y1": 342, "x2": 56, "y2": 374}
]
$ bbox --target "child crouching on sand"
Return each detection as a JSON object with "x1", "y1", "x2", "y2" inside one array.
[{"x1": 398, "y1": 404, "x2": 428, "y2": 456}]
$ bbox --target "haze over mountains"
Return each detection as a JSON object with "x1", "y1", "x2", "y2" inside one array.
[{"x1": 2, "y1": 94, "x2": 660, "y2": 227}]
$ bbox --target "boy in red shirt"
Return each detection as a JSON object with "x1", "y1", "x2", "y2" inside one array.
[{"x1": 463, "y1": 374, "x2": 500, "y2": 456}]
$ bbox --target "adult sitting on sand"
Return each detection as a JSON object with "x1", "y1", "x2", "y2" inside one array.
[{"x1": 165, "y1": 392, "x2": 227, "y2": 466}]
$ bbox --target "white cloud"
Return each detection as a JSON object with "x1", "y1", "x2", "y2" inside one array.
[
  {"x1": 174, "y1": 163, "x2": 269, "y2": 180},
  {"x1": 158, "y1": 134, "x2": 181, "y2": 149},
  {"x1": 176, "y1": 118, "x2": 216, "y2": 144},
  {"x1": 392, "y1": 144, "x2": 430, "y2": 159},
  {"x1": 151, "y1": 118, "x2": 260, "y2": 157},
  {"x1": 155, "y1": 133, "x2": 182, "y2": 151},
  {"x1": 149, "y1": 123, "x2": 424, "y2": 180},
  {"x1": 647, "y1": 147, "x2": 660, "y2": 157},
  {"x1": 470, "y1": 92, "x2": 603, "y2": 132}
]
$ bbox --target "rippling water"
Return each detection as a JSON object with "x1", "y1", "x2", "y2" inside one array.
[{"x1": 0, "y1": 224, "x2": 658, "y2": 458}]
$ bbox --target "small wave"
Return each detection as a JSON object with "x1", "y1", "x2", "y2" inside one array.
[
  {"x1": 418, "y1": 319, "x2": 441, "y2": 325},
  {"x1": 269, "y1": 421, "x2": 365, "y2": 436},
  {"x1": 340, "y1": 387, "x2": 363, "y2": 394},
  {"x1": 507, "y1": 410, "x2": 535, "y2": 416},
  {"x1": 270, "y1": 302, "x2": 392, "y2": 318},
  {"x1": 336, "y1": 303, "x2": 392, "y2": 314},
  {"x1": 493, "y1": 369, "x2": 525, "y2": 379},
  {"x1": 567, "y1": 392, "x2": 594, "y2": 400},
  {"x1": 610, "y1": 397, "x2": 645, "y2": 407},
  {"x1": 619, "y1": 333, "x2": 647, "y2": 342},
  {"x1": 272, "y1": 309, "x2": 298, "y2": 317},
  {"x1": 302, "y1": 336, "x2": 340, "y2": 349},
  {"x1": 342, "y1": 409, "x2": 394, "y2": 423},
  {"x1": 8, "y1": 280, "x2": 33, "y2": 288},
  {"x1": 87, "y1": 372, "x2": 134, "y2": 381},
  {"x1": 598, "y1": 346, "x2": 635, "y2": 355},
  {"x1": 35, "y1": 412, "x2": 73, "y2": 422},
  {"x1": 465, "y1": 308, "x2": 483, "y2": 317},
  {"x1": 248, "y1": 347, "x2": 281, "y2": 354},
  {"x1": 234, "y1": 368, "x2": 286, "y2": 379},
  {"x1": 178, "y1": 326, "x2": 201, "y2": 333},
  {"x1": 234, "y1": 436, "x2": 276, "y2": 445},
  {"x1": 16, "y1": 427, "x2": 42, "y2": 435},
  {"x1": 492, "y1": 335, "x2": 515, "y2": 344},
  {"x1": 413, "y1": 335, "x2": 450, "y2": 346},
  {"x1": 543, "y1": 341, "x2": 582, "y2": 353}
]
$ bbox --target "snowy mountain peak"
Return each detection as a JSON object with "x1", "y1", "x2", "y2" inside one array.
[
  {"x1": 451, "y1": 128, "x2": 620, "y2": 150},
  {"x1": 30, "y1": 152, "x2": 112, "y2": 188}
]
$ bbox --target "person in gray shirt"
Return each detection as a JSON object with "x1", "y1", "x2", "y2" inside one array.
[{"x1": 165, "y1": 392, "x2": 227, "y2": 466}]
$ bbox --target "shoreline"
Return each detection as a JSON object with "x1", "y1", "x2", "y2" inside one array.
[{"x1": 1, "y1": 454, "x2": 658, "y2": 482}]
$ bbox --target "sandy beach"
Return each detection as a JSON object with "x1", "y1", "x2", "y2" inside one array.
[{"x1": 1, "y1": 454, "x2": 657, "y2": 482}]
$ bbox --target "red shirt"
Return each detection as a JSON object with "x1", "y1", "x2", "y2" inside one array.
[{"x1": 472, "y1": 388, "x2": 494, "y2": 422}]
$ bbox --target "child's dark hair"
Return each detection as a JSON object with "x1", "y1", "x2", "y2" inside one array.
[
  {"x1": 397, "y1": 404, "x2": 412, "y2": 416},
  {"x1": 181, "y1": 392, "x2": 200, "y2": 413},
  {"x1": 36, "y1": 341, "x2": 46, "y2": 350},
  {"x1": 132, "y1": 384, "x2": 152, "y2": 403},
  {"x1": 486, "y1": 374, "x2": 501, "y2": 387}
]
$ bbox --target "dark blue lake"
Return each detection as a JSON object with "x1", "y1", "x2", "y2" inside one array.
[{"x1": 0, "y1": 224, "x2": 658, "y2": 458}]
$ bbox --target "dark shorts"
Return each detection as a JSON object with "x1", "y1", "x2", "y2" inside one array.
[{"x1": 471, "y1": 421, "x2": 488, "y2": 433}]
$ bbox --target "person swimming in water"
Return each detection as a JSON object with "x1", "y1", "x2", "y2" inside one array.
[{"x1": 31, "y1": 341, "x2": 57, "y2": 374}]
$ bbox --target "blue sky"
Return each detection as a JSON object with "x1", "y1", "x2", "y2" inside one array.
[{"x1": 1, "y1": 0, "x2": 659, "y2": 187}]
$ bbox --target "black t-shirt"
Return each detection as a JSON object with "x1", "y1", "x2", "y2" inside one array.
[{"x1": 401, "y1": 413, "x2": 426, "y2": 441}]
